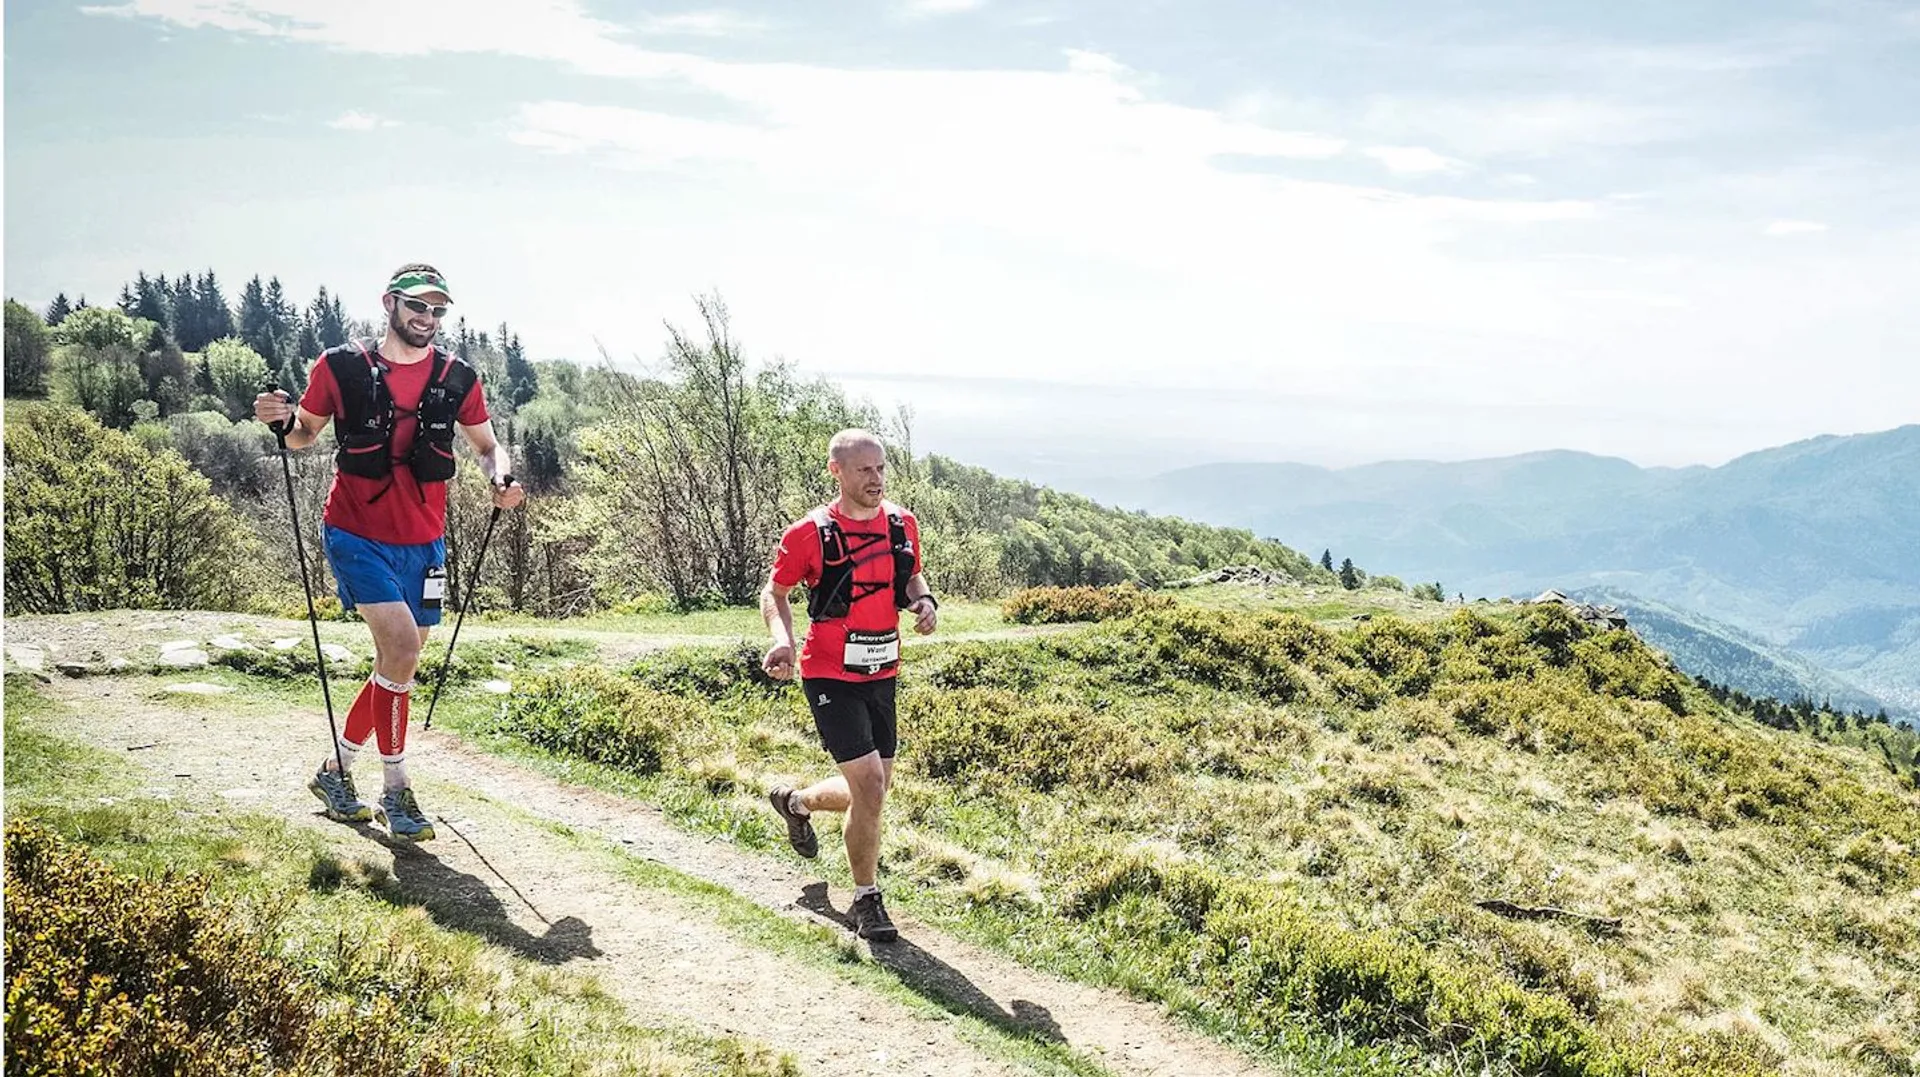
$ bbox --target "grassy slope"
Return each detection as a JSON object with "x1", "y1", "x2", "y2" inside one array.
[
  {"x1": 11, "y1": 585, "x2": 1919, "y2": 1076},
  {"x1": 1, "y1": 674, "x2": 798, "y2": 1077},
  {"x1": 436, "y1": 583, "x2": 1919, "y2": 1077}
]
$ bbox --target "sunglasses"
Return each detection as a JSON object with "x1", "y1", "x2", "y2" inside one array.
[{"x1": 393, "y1": 295, "x2": 449, "y2": 318}]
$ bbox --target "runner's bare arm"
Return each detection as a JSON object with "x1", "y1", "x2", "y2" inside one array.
[
  {"x1": 760, "y1": 575, "x2": 798, "y2": 678},
  {"x1": 253, "y1": 391, "x2": 330, "y2": 450},
  {"x1": 457, "y1": 420, "x2": 526, "y2": 508},
  {"x1": 905, "y1": 572, "x2": 937, "y2": 635}
]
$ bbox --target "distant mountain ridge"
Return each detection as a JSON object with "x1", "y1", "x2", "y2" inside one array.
[
  {"x1": 1570, "y1": 587, "x2": 1899, "y2": 719},
  {"x1": 1126, "y1": 425, "x2": 1920, "y2": 719}
]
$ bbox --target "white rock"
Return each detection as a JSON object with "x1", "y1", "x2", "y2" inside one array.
[
  {"x1": 160, "y1": 638, "x2": 199, "y2": 654},
  {"x1": 320, "y1": 643, "x2": 355, "y2": 663},
  {"x1": 157, "y1": 649, "x2": 210, "y2": 669},
  {"x1": 483, "y1": 679, "x2": 513, "y2": 694},
  {"x1": 271, "y1": 638, "x2": 301, "y2": 651},
  {"x1": 209, "y1": 635, "x2": 252, "y2": 651},
  {"x1": 165, "y1": 682, "x2": 232, "y2": 695},
  {"x1": 7, "y1": 646, "x2": 46, "y2": 671}
]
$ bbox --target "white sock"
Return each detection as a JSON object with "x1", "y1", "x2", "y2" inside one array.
[
  {"x1": 382, "y1": 753, "x2": 409, "y2": 793},
  {"x1": 324, "y1": 736, "x2": 361, "y2": 774},
  {"x1": 788, "y1": 790, "x2": 811, "y2": 817},
  {"x1": 853, "y1": 884, "x2": 880, "y2": 900}
]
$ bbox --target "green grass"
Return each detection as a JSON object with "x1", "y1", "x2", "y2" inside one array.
[
  {"x1": 1, "y1": 674, "x2": 798, "y2": 1077},
  {"x1": 23, "y1": 589, "x2": 1920, "y2": 1076},
  {"x1": 418, "y1": 605, "x2": 1920, "y2": 1077},
  {"x1": 471, "y1": 596, "x2": 1010, "y2": 640}
]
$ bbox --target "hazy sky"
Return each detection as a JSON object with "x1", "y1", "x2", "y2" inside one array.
[{"x1": 6, "y1": 1, "x2": 1917, "y2": 486}]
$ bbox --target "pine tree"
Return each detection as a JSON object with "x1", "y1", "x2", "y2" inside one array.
[
  {"x1": 297, "y1": 315, "x2": 322, "y2": 365},
  {"x1": 237, "y1": 275, "x2": 276, "y2": 367},
  {"x1": 503, "y1": 330, "x2": 538, "y2": 408},
  {"x1": 196, "y1": 271, "x2": 235, "y2": 344},
  {"x1": 117, "y1": 282, "x2": 139, "y2": 316},
  {"x1": 1320, "y1": 549, "x2": 1334, "y2": 572},
  {"x1": 1338, "y1": 558, "x2": 1360, "y2": 590},
  {"x1": 44, "y1": 293, "x2": 73, "y2": 325},
  {"x1": 266, "y1": 277, "x2": 296, "y2": 358},
  {"x1": 133, "y1": 272, "x2": 170, "y2": 327},
  {"x1": 308, "y1": 286, "x2": 348, "y2": 349},
  {"x1": 171, "y1": 273, "x2": 200, "y2": 348}
]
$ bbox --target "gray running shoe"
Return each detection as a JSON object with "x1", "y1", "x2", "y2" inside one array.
[
  {"x1": 376, "y1": 787, "x2": 436, "y2": 842},
  {"x1": 308, "y1": 767, "x2": 372, "y2": 823},
  {"x1": 768, "y1": 785, "x2": 818, "y2": 858},
  {"x1": 850, "y1": 891, "x2": 898, "y2": 943}
]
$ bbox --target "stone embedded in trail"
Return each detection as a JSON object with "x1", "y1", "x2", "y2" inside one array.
[
  {"x1": 320, "y1": 643, "x2": 356, "y2": 663},
  {"x1": 271, "y1": 638, "x2": 301, "y2": 651},
  {"x1": 210, "y1": 635, "x2": 253, "y2": 651},
  {"x1": 483, "y1": 679, "x2": 513, "y2": 694},
  {"x1": 165, "y1": 682, "x2": 233, "y2": 696},
  {"x1": 8, "y1": 646, "x2": 47, "y2": 671},
  {"x1": 157, "y1": 649, "x2": 211, "y2": 669}
]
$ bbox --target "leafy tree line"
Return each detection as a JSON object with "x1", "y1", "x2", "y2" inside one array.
[
  {"x1": 9, "y1": 268, "x2": 536, "y2": 418},
  {"x1": 6, "y1": 283, "x2": 1337, "y2": 619},
  {"x1": 1694, "y1": 676, "x2": 1920, "y2": 788}
]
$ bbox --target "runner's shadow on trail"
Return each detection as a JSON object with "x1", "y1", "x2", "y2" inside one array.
[
  {"x1": 328, "y1": 822, "x2": 602, "y2": 966},
  {"x1": 797, "y1": 882, "x2": 1064, "y2": 1045}
]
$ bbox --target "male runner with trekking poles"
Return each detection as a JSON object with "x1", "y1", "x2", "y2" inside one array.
[
  {"x1": 254, "y1": 263, "x2": 523, "y2": 842},
  {"x1": 761, "y1": 429, "x2": 939, "y2": 943}
]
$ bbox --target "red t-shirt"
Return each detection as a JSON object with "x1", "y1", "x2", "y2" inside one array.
[
  {"x1": 299, "y1": 346, "x2": 490, "y2": 546},
  {"x1": 771, "y1": 501, "x2": 922, "y2": 683}
]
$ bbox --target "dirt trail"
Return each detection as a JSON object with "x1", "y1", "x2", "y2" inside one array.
[
  {"x1": 4, "y1": 609, "x2": 1070, "y2": 670},
  {"x1": 16, "y1": 621, "x2": 1280, "y2": 1077}
]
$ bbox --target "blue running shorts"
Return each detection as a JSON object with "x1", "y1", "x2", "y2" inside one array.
[{"x1": 323, "y1": 525, "x2": 447, "y2": 627}]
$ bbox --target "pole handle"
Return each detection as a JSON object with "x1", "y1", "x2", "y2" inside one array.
[{"x1": 261, "y1": 380, "x2": 292, "y2": 449}]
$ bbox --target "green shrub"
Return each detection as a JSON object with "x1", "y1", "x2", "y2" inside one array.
[
  {"x1": 1, "y1": 819, "x2": 433, "y2": 1077},
  {"x1": 1351, "y1": 619, "x2": 1441, "y2": 696},
  {"x1": 908, "y1": 687, "x2": 1173, "y2": 791},
  {"x1": 921, "y1": 640, "x2": 1056, "y2": 692},
  {"x1": 627, "y1": 641, "x2": 784, "y2": 699},
  {"x1": 1000, "y1": 582, "x2": 1175, "y2": 625},
  {"x1": 1052, "y1": 843, "x2": 1775, "y2": 1077},
  {"x1": 4, "y1": 403, "x2": 261, "y2": 615},
  {"x1": 497, "y1": 665, "x2": 688, "y2": 774},
  {"x1": 214, "y1": 646, "x2": 372, "y2": 682}
]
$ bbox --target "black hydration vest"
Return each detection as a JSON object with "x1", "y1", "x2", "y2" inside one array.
[
  {"x1": 805, "y1": 504, "x2": 916, "y2": 622},
  {"x1": 322, "y1": 340, "x2": 477, "y2": 494}
]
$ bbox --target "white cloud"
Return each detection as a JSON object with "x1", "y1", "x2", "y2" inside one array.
[
  {"x1": 901, "y1": 0, "x2": 986, "y2": 14},
  {"x1": 637, "y1": 10, "x2": 769, "y2": 36},
  {"x1": 75, "y1": 0, "x2": 1919, "y2": 464},
  {"x1": 1362, "y1": 145, "x2": 1468, "y2": 175},
  {"x1": 1764, "y1": 219, "x2": 1826, "y2": 236},
  {"x1": 327, "y1": 110, "x2": 396, "y2": 130}
]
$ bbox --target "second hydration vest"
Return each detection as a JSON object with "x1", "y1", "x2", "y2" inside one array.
[
  {"x1": 805, "y1": 504, "x2": 916, "y2": 622},
  {"x1": 322, "y1": 339, "x2": 478, "y2": 494}
]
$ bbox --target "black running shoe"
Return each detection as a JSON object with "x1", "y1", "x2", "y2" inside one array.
[
  {"x1": 850, "y1": 891, "x2": 898, "y2": 943},
  {"x1": 768, "y1": 786, "x2": 818, "y2": 859}
]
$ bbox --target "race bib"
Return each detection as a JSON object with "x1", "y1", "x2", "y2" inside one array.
[
  {"x1": 842, "y1": 630, "x2": 899, "y2": 673},
  {"x1": 423, "y1": 566, "x2": 446, "y2": 609}
]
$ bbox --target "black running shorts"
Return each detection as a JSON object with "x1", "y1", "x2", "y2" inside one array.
[{"x1": 801, "y1": 676, "x2": 898, "y2": 763}]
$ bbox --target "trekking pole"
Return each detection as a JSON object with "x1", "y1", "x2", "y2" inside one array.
[
  {"x1": 265, "y1": 383, "x2": 346, "y2": 778},
  {"x1": 423, "y1": 474, "x2": 513, "y2": 730}
]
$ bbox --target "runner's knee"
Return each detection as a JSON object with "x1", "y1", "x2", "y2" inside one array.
[{"x1": 841, "y1": 756, "x2": 889, "y2": 810}]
